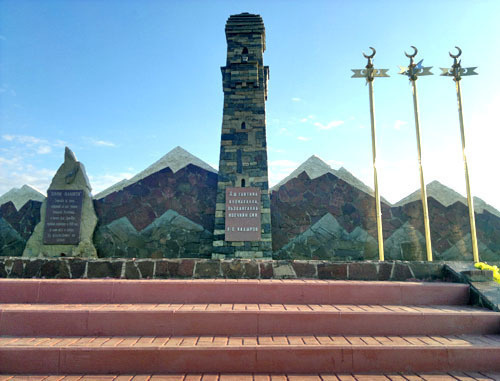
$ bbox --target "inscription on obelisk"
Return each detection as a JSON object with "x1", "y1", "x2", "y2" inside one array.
[{"x1": 225, "y1": 187, "x2": 261, "y2": 241}]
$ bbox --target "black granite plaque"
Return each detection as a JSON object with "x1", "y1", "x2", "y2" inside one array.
[
  {"x1": 43, "y1": 190, "x2": 84, "y2": 245},
  {"x1": 225, "y1": 187, "x2": 261, "y2": 241}
]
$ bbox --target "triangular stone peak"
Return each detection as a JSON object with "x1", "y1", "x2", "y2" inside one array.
[
  {"x1": 271, "y1": 155, "x2": 332, "y2": 191},
  {"x1": 271, "y1": 155, "x2": 390, "y2": 204},
  {"x1": 0, "y1": 184, "x2": 45, "y2": 211},
  {"x1": 129, "y1": 146, "x2": 217, "y2": 181},
  {"x1": 394, "y1": 180, "x2": 500, "y2": 217},
  {"x1": 23, "y1": 147, "x2": 98, "y2": 258},
  {"x1": 94, "y1": 146, "x2": 217, "y2": 199}
]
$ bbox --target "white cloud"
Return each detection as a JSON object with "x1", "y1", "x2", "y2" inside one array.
[
  {"x1": 88, "y1": 172, "x2": 135, "y2": 194},
  {"x1": 269, "y1": 159, "x2": 299, "y2": 167},
  {"x1": 2, "y1": 134, "x2": 42, "y2": 144},
  {"x1": 297, "y1": 136, "x2": 311, "y2": 141},
  {"x1": 394, "y1": 120, "x2": 408, "y2": 130},
  {"x1": 291, "y1": 97, "x2": 301, "y2": 102},
  {"x1": 300, "y1": 115, "x2": 317, "y2": 123},
  {"x1": 314, "y1": 120, "x2": 344, "y2": 130},
  {"x1": 279, "y1": 127, "x2": 287, "y2": 134},
  {"x1": 326, "y1": 159, "x2": 344, "y2": 168},
  {"x1": 0, "y1": 134, "x2": 70, "y2": 195},
  {"x1": 92, "y1": 139, "x2": 116, "y2": 147},
  {"x1": 268, "y1": 159, "x2": 300, "y2": 187},
  {"x1": 1, "y1": 134, "x2": 64, "y2": 155},
  {"x1": 0, "y1": 156, "x2": 21, "y2": 166},
  {"x1": 0, "y1": 161, "x2": 55, "y2": 195},
  {"x1": 36, "y1": 145, "x2": 52, "y2": 154}
]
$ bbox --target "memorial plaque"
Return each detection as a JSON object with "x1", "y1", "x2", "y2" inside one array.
[
  {"x1": 225, "y1": 187, "x2": 261, "y2": 241},
  {"x1": 43, "y1": 190, "x2": 84, "y2": 245}
]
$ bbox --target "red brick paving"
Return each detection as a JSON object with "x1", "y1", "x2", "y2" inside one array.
[
  {"x1": 1, "y1": 334, "x2": 499, "y2": 348},
  {"x1": 0, "y1": 279, "x2": 498, "y2": 376},
  {"x1": 0, "y1": 374, "x2": 499, "y2": 381}
]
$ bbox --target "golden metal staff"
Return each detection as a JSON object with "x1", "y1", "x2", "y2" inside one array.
[
  {"x1": 399, "y1": 46, "x2": 434, "y2": 261},
  {"x1": 440, "y1": 47, "x2": 480, "y2": 263},
  {"x1": 352, "y1": 47, "x2": 389, "y2": 261}
]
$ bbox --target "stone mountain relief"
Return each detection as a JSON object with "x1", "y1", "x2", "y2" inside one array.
[
  {"x1": 0, "y1": 218, "x2": 25, "y2": 257},
  {"x1": 274, "y1": 213, "x2": 378, "y2": 261},
  {"x1": 1, "y1": 147, "x2": 500, "y2": 261},
  {"x1": 94, "y1": 209, "x2": 212, "y2": 259}
]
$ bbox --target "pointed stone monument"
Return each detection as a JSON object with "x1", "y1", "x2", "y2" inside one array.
[{"x1": 23, "y1": 147, "x2": 98, "y2": 258}]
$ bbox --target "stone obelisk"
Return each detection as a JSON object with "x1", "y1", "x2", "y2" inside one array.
[
  {"x1": 23, "y1": 147, "x2": 98, "y2": 258},
  {"x1": 212, "y1": 13, "x2": 272, "y2": 259}
]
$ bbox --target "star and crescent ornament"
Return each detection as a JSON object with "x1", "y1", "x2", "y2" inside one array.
[
  {"x1": 399, "y1": 46, "x2": 433, "y2": 80},
  {"x1": 351, "y1": 47, "x2": 390, "y2": 83},
  {"x1": 440, "y1": 46, "x2": 478, "y2": 81}
]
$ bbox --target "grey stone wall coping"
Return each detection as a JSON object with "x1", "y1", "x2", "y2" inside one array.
[
  {"x1": 0, "y1": 256, "x2": 452, "y2": 282},
  {"x1": 444, "y1": 263, "x2": 500, "y2": 312}
]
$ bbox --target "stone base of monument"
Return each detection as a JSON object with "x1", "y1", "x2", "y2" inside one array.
[
  {"x1": 0, "y1": 257, "x2": 446, "y2": 281},
  {"x1": 0, "y1": 278, "x2": 499, "y2": 375}
]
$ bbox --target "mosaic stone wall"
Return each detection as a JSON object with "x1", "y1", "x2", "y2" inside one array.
[
  {"x1": 0, "y1": 200, "x2": 42, "y2": 257},
  {"x1": 92, "y1": 164, "x2": 217, "y2": 259},
  {"x1": 2, "y1": 165, "x2": 500, "y2": 262},
  {"x1": 271, "y1": 171, "x2": 500, "y2": 262}
]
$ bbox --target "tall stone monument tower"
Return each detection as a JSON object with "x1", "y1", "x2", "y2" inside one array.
[{"x1": 212, "y1": 13, "x2": 272, "y2": 259}]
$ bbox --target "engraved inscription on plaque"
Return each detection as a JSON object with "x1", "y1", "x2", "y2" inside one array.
[
  {"x1": 43, "y1": 190, "x2": 84, "y2": 245},
  {"x1": 225, "y1": 187, "x2": 261, "y2": 241}
]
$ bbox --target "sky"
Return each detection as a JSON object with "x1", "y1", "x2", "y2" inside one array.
[{"x1": 1, "y1": 0, "x2": 500, "y2": 210}]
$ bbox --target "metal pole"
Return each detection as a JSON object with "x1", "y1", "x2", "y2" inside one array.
[
  {"x1": 440, "y1": 47, "x2": 480, "y2": 263},
  {"x1": 411, "y1": 81, "x2": 433, "y2": 262},
  {"x1": 456, "y1": 79, "x2": 480, "y2": 263},
  {"x1": 368, "y1": 79, "x2": 385, "y2": 261},
  {"x1": 399, "y1": 46, "x2": 434, "y2": 261},
  {"x1": 352, "y1": 47, "x2": 389, "y2": 262}
]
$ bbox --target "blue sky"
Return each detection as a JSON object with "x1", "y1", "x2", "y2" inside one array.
[{"x1": 1, "y1": 0, "x2": 500, "y2": 209}]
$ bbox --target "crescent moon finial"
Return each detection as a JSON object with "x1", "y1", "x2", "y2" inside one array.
[
  {"x1": 449, "y1": 46, "x2": 462, "y2": 59},
  {"x1": 405, "y1": 45, "x2": 418, "y2": 58},
  {"x1": 363, "y1": 47, "x2": 376, "y2": 59}
]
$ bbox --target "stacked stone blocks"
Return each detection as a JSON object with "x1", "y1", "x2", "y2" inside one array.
[{"x1": 213, "y1": 13, "x2": 272, "y2": 258}]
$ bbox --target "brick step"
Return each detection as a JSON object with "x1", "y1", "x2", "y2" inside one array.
[
  {"x1": 1, "y1": 334, "x2": 500, "y2": 374},
  {"x1": 0, "y1": 280, "x2": 470, "y2": 306},
  {"x1": 1, "y1": 372, "x2": 499, "y2": 380},
  {"x1": 1, "y1": 304, "x2": 498, "y2": 337}
]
